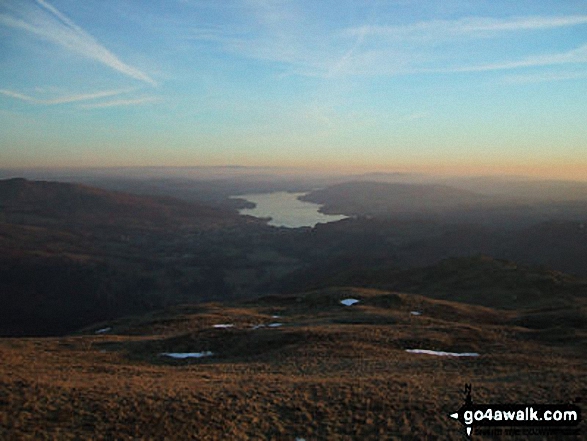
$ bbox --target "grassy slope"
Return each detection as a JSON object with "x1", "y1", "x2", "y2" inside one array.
[{"x1": 1, "y1": 288, "x2": 584, "y2": 440}]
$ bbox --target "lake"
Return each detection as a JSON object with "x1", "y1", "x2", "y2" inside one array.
[{"x1": 236, "y1": 192, "x2": 348, "y2": 228}]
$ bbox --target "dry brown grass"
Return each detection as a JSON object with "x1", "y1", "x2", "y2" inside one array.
[{"x1": 1, "y1": 288, "x2": 585, "y2": 440}]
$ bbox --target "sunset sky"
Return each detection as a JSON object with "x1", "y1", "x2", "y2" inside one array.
[{"x1": 1, "y1": 0, "x2": 586, "y2": 179}]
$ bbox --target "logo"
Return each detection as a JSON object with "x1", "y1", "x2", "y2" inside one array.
[{"x1": 450, "y1": 384, "x2": 582, "y2": 438}]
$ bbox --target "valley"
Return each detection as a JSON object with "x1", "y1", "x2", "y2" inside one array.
[{"x1": 0, "y1": 174, "x2": 586, "y2": 439}]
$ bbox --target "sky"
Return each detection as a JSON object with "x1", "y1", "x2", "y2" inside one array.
[{"x1": 0, "y1": 0, "x2": 586, "y2": 180}]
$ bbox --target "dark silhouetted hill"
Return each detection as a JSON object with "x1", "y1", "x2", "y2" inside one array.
[
  {"x1": 0, "y1": 178, "x2": 262, "y2": 336},
  {"x1": 0, "y1": 178, "x2": 249, "y2": 231}
]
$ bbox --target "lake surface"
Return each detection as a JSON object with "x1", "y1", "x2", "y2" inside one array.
[{"x1": 236, "y1": 192, "x2": 348, "y2": 228}]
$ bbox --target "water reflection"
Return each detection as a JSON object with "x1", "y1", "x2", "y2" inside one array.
[{"x1": 236, "y1": 192, "x2": 347, "y2": 228}]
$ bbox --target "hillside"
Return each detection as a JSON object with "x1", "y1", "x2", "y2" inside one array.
[
  {"x1": 274, "y1": 255, "x2": 587, "y2": 310},
  {"x1": 0, "y1": 178, "x2": 266, "y2": 336},
  {"x1": 300, "y1": 181, "x2": 487, "y2": 216},
  {"x1": 0, "y1": 178, "x2": 248, "y2": 231},
  {"x1": 2, "y1": 179, "x2": 586, "y2": 336},
  {"x1": 300, "y1": 181, "x2": 587, "y2": 228},
  {"x1": 0, "y1": 288, "x2": 584, "y2": 439}
]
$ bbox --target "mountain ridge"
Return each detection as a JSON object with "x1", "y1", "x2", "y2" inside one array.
[{"x1": 0, "y1": 178, "x2": 251, "y2": 231}]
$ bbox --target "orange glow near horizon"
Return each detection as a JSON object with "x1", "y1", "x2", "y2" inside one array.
[{"x1": 3, "y1": 157, "x2": 585, "y2": 182}]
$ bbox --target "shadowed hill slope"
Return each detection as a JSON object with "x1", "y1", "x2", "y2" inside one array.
[
  {"x1": 0, "y1": 177, "x2": 249, "y2": 230},
  {"x1": 273, "y1": 255, "x2": 587, "y2": 311},
  {"x1": 0, "y1": 178, "x2": 264, "y2": 336}
]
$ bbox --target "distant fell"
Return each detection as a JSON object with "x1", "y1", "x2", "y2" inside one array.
[
  {"x1": 300, "y1": 180, "x2": 587, "y2": 227},
  {"x1": 0, "y1": 178, "x2": 249, "y2": 230},
  {"x1": 300, "y1": 181, "x2": 487, "y2": 216}
]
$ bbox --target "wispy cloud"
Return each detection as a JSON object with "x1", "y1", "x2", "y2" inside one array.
[
  {"x1": 337, "y1": 15, "x2": 587, "y2": 76},
  {"x1": 0, "y1": 0, "x2": 156, "y2": 85},
  {"x1": 80, "y1": 97, "x2": 159, "y2": 109},
  {"x1": 501, "y1": 70, "x2": 587, "y2": 84},
  {"x1": 442, "y1": 44, "x2": 587, "y2": 73},
  {"x1": 326, "y1": 23, "x2": 369, "y2": 78},
  {"x1": 185, "y1": 7, "x2": 587, "y2": 78},
  {"x1": 0, "y1": 88, "x2": 134, "y2": 104},
  {"x1": 344, "y1": 15, "x2": 587, "y2": 40}
]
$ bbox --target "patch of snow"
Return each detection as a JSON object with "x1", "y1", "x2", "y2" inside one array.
[
  {"x1": 340, "y1": 298, "x2": 359, "y2": 306},
  {"x1": 95, "y1": 327, "x2": 111, "y2": 334},
  {"x1": 160, "y1": 351, "x2": 213, "y2": 359},
  {"x1": 405, "y1": 349, "x2": 479, "y2": 357},
  {"x1": 410, "y1": 311, "x2": 422, "y2": 316},
  {"x1": 295, "y1": 438, "x2": 306, "y2": 441},
  {"x1": 213, "y1": 324, "x2": 234, "y2": 329},
  {"x1": 271, "y1": 315, "x2": 280, "y2": 318},
  {"x1": 268, "y1": 323, "x2": 283, "y2": 327},
  {"x1": 251, "y1": 324, "x2": 265, "y2": 330}
]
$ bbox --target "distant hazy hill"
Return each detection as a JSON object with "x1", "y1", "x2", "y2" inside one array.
[
  {"x1": 300, "y1": 181, "x2": 489, "y2": 216},
  {"x1": 441, "y1": 177, "x2": 587, "y2": 202},
  {"x1": 300, "y1": 181, "x2": 587, "y2": 228},
  {"x1": 0, "y1": 178, "x2": 248, "y2": 230}
]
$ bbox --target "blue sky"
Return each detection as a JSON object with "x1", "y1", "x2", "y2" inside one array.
[{"x1": 1, "y1": 0, "x2": 586, "y2": 179}]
